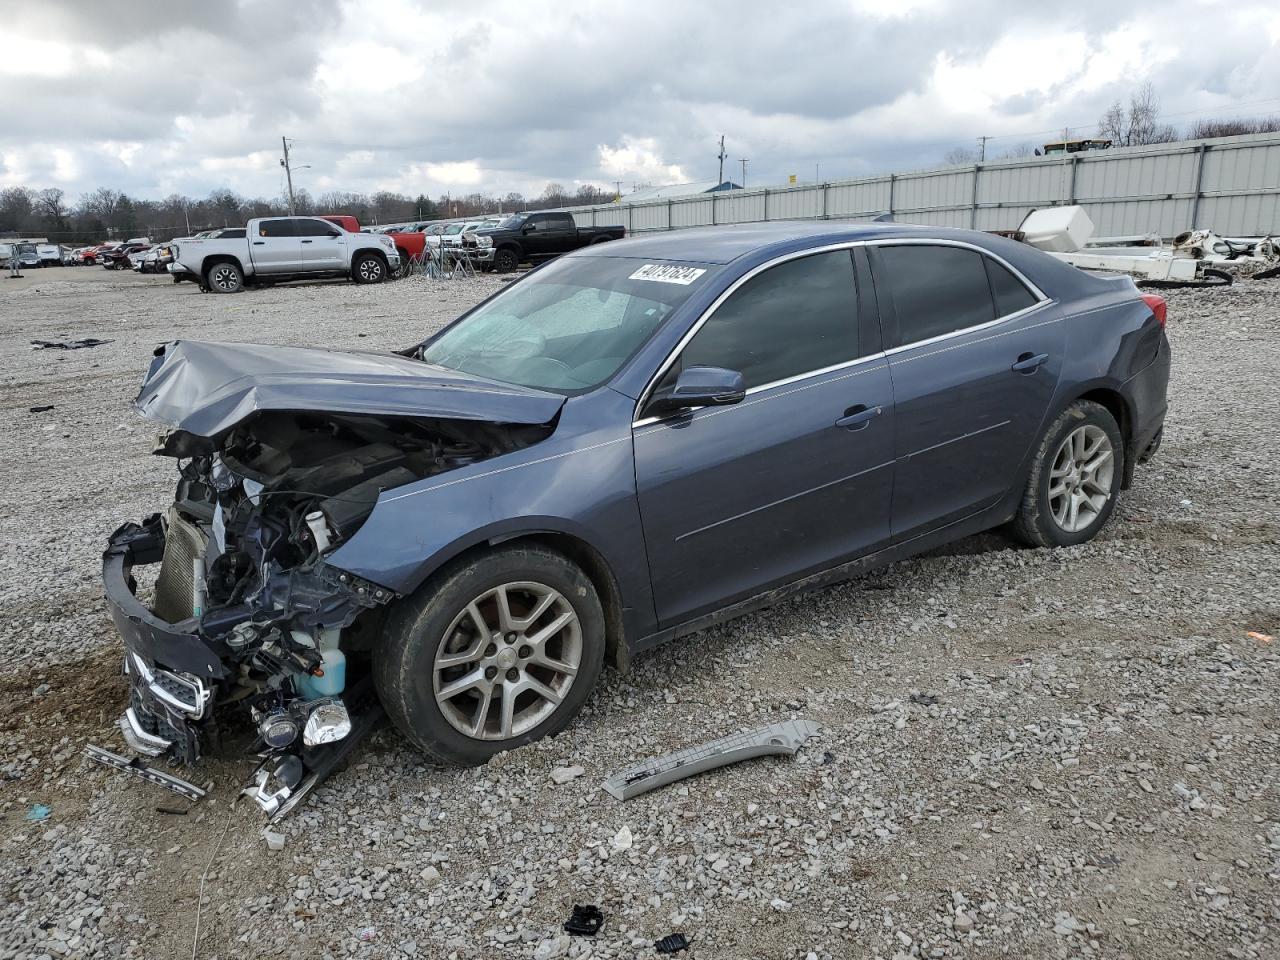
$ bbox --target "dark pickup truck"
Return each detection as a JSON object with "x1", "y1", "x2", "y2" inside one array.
[{"x1": 467, "y1": 211, "x2": 624, "y2": 272}]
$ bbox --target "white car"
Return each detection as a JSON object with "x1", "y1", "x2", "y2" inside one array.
[{"x1": 169, "y1": 216, "x2": 400, "y2": 292}]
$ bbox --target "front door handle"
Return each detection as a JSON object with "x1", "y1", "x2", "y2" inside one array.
[
  {"x1": 835, "y1": 404, "x2": 883, "y2": 430},
  {"x1": 301, "y1": 239, "x2": 313, "y2": 244},
  {"x1": 1012, "y1": 352, "x2": 1049, "y2": 373},
  {"x1": 253, "y1": 241, "x2": 265, "y2": 245}
]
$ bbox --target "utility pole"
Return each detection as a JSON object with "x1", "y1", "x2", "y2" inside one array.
[
  {"x1": 717, "y1": 135, "x2": 726, "y2": 185},
  {"x1": 182, "y1": 201, "x2": 191, "y2": 236},
  {"x1": 977, "y1": 135, "x2": 988, "y2": 162},
  {"x1": 739, "y1": 158, "x2": 749, "y2": 188},
  {"x1": 280, "y1": 136, "x2": 296, "y2": 215},
  {"x1": 614, "y1": 180, "x2": 623, "y2": 201}
]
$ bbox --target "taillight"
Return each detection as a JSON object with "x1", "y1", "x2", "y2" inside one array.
[{"x1": 1141, "y1": 292, "x2": 1167, "y2": 327}]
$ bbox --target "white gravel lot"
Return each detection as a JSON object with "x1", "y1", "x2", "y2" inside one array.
[{"x1": 0, "y1": 266, "x2": 1277, "y2": 960}]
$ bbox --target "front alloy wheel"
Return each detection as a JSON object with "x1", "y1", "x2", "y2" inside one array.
[
  {"x1": 354, "y1": 254, "x2": 385, "y2": 283},
  {"x1": 433, "y1": 582, "x2": 582, "y2": 740},
  {"x1": 375, "y1": 544, "x2": 605, "y2": 765}
]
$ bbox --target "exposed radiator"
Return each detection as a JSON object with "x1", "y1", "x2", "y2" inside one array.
[{"x1": 153, "y1": 506, "x2": 208, "y2": 623}]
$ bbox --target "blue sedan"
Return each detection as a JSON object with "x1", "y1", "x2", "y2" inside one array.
[{"x1": 105, "y1": 221, "x2": 1169, "y2": 806}]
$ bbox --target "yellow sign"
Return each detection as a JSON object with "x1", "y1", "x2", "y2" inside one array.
[{"x1": 788, "y1": 174, "x2": 797, "y2": 185}]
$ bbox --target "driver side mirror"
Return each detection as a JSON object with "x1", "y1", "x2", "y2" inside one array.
[{"x1": 648, "y1": 366, "x2": 746, "y2": 416}]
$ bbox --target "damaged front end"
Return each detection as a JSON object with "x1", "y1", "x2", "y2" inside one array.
[{"x1": 102, "y1": 340, "x2": 559, "y2": 817}]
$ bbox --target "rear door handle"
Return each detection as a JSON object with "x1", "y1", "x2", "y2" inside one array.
[
  {"x1": 301, "y1": 239, "x2": 313, "y2": 244},
  {"x1": 252, "y1": 241, "x2": 265, "y2": 245},
  {"x1": 1012, "y1": 352, "x2": 1049, "y2": 373},
  {"x1": 835, "y1": 404, "x2": 883, "y2": 430}
]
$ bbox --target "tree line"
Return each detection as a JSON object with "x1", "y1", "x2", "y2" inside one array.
[
  {"x1": 0, "y1": 181, "x2": 618, "y2": 245},
  {"x1": 944, "y1": 87, "x2": 1280, "y2": 165}
]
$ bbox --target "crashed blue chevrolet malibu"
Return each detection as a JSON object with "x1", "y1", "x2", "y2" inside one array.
[{"x1": 103, "y1": 221, "x2": 1170, "y2": 814}]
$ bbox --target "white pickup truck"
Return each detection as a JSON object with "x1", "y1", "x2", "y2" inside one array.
[{"x1": 169, "y1": 216, "x2": 401, "y2": 292}]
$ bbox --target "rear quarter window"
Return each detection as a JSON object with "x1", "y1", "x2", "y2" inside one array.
[{"x1": 985, "y1": 257, "x2": 1039, "y2": 317}]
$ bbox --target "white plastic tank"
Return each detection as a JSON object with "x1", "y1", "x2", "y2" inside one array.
[{"x1": 1019, "y1": 206, "x2": 1095, "y2": 253}]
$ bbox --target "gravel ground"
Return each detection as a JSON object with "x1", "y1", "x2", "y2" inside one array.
[{"x1": 0, "y1": 267, "x2": 1277, "y2": 960}]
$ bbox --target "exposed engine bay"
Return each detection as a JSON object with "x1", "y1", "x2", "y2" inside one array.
[{"x1": 105, "y1": 408, "x2": 550, "y2": 817}]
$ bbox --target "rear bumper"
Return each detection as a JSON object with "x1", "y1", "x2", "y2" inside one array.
[{"x1": 1122, "y1": 331, "x2": 1171, "y2": 481}]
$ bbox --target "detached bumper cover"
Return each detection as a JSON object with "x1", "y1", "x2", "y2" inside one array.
[{"x1": 103, "y1": 515, "x2": 227, "y2": 680}]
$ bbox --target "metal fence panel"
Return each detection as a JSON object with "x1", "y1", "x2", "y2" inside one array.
[
  {"x1": 561, "y1": 132, "x2": 1280, "y2": 238},
  {"x1": 715, "y1": 191, "x2": 767, "y2": 224}
]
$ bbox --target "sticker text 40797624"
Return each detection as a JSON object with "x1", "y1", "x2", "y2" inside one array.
[{"x1": 628, "y1": 264, "x2": 707, "y2": 285}]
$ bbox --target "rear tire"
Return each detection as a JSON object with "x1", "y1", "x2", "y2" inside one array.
[
  {"x1": 205, "y1": 261, "x2": 244, "y2": 293},
  {"x1": 374, "y1": 545, "x2": 605, "y2": 766},
  {"x1": 352, "y1": 253, "x2": 387, "y2": 284},
  {"x1": 1009, "y1": 400, "x2": 1124, "y2": 548}
]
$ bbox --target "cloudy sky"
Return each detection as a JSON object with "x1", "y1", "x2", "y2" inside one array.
[{"x1": 1, "y1": 0, "x2": 1277, "y2": 204}]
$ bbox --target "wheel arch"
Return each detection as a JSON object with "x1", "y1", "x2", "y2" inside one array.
[
  {"x1": 202, "y1": 253, "x2": 245, "y2": 275},
  {"x1": 385, "y1": 523, "x2": 632, "y2": 674},
  {"x1": 1069, "y1": 384, "x2": 1135, "y2": 488}
]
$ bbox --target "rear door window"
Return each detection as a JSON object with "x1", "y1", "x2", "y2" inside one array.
[
  {"x1": 876, "y1": 245, "x2": 995, "y2": 348},
  {"x1": 984, "y1": 257, "x2": 1038, "y2": 317},
  {"x1": 258, "y1": 219, "x2": 296, "y2": 238},
  {"x1": 672, "y1": 250, "x2": 859, "y2": 390}
]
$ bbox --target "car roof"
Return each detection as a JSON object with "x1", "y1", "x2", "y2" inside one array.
[{"x1": 569, "y1": 220, "x2": 976, "y2": 265}]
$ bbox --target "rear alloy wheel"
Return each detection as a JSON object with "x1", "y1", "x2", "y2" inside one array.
[
  {"x1": 206, "y1": 261, "x2": 243, "y2": 293},
  {"x1": 493, "y1": 248, "x2": 519, "y2": 273},
  {"x1": 1010, "y1": 399, "x2": 1124, "y2": 547},
  {"x1": 375, "y1": 545, "x2": 605, "y2": 766},
  {"x1": 353, "y1": 253, "x2": 386, "y2": 284}
]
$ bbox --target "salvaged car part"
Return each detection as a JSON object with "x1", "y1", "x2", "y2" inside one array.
[
  {"x1": 654, "y1": 933, "x2": 690, "y2": 954},
  {"x1": 563, "y1": 904, "x2": 605, "y2": 937},
  {"x1": 602, "y1": 719, "x2": 821, "y2": 801},
  {"x1": 84, "y1": 744, "x2": 207, "y2": 801}
]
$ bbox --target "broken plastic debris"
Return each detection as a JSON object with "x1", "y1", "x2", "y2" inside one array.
[
  {"x1": 601, "y1": 719, "x2": 821, "y2": 801},
  {"x1": 654, "y1": 933, "x2": 689, "y2": 954},
  {"x1": 357, "y1": 927, "x2": 377, "y2": 942},
  {"x1": 563, "y1": 904, "x2": 604, "y2": 936},
  {"x1": 25, "y1": 804, "x2": 51, "y2": 822},
  {"x1": 30, "y1": 337, "x2": 114, "y2": 350},
  {"x1": 1246, "y1": 631, "x2": 1274, "y2": 644}
]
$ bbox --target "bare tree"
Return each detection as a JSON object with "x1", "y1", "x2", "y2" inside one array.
[
  {"x1": 35, "y1": 188, "x2": 68, "y2": 228},
  {"x1": 1098, "y1": 83, "x2": 1178, "y2": 146},
  {"x1": 998, "y1": 143, "x2": 1036, "y2": 159},
  {"x1": 944, "y1": 146, "x2": 978, "y2": 166},
  {"x1": 1189, "y1": 115, "x2": 1280, "y2": 139}
]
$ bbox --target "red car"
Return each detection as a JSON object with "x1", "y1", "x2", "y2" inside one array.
[{"x1": 321, "y1": 215, "x2": 428, "y2": 272}]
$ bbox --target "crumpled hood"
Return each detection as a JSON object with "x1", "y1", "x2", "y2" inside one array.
[{"x1": 136, "y1": 340, "x2": 565, "y2": 442}]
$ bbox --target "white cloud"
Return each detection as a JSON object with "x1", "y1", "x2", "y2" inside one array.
[{"x1": 0, "y1": 0, "x2": 1276, "y2": 203}]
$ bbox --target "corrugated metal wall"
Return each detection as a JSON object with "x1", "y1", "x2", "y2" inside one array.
[{"x1": 569, "y1": 132, "x2": 1280, "y2": 238}]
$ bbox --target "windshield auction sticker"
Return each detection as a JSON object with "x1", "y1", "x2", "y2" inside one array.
[{"x1": 628, "y1": 263, "x2": 706, "y2": 285}]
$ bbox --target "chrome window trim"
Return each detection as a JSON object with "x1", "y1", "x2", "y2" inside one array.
[
  {"x1": 865, "y1": 237, "x2": 1054, "y2": 355},
  {"x1": 631, "y1": 235, "x2": 1053, "y2": 428}
]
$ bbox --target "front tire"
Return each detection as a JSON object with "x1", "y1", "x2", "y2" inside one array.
[
  {"x1": 205, "y1": 261, "x2": 244, "y2": 293},
  {"x1": 352, "y1": 253, "x2": 386, "y2": 284},
  {"x1": 492, "y1": 248, "x2": 519, "y2": 273},
  {"x1": 374, "y1": 545, "x2": 605, "y2": 766},
  {"x1": 1010, "y1": 399, "x2": 1124, "y2": 547}
]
